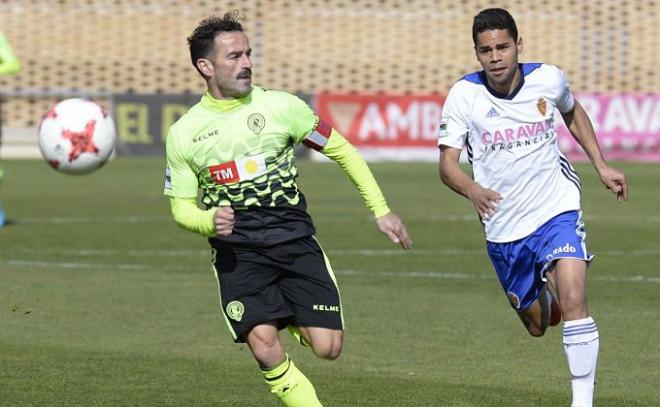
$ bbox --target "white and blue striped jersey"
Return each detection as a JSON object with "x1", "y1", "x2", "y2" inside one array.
[{"x1": 438, "y1": 63, "x2": 582, "y2": 243}]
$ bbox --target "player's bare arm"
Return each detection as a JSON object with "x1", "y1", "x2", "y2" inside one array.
[
  {"x1": 439, "y1": 146, "x2": 502, "y2": 219},
  {"x1": 213, "y1": 206, "x2": 235, "y2": 236},
  {"x1": 561, "y1": 101, "x2": 629, "y2": 202},
  {"x1": 376, "y1": 212, "x2": 412, "y2": 250}
]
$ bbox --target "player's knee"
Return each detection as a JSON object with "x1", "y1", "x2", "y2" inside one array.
[
  {"x1": 247, "y1": 327, "x2": 285, "y2": 365},
  {"x1": 316, "y1": 343, "x2": 342, "y2": 360},
  {"x1": 520, "y1": 309, "x2": 547, "y2": 337},
  {"x1": 558, "y1": 293, "x2": 587, "y2": 319},
  {"x1": 524, "y1": 320, "x2": 547, "y2": 337},
  {"x1": 527, "y1": 326, "x2": 546, "y2": 337},
  {"x1": 311, "y1": 336, "x2": 343, "y2": 360}
]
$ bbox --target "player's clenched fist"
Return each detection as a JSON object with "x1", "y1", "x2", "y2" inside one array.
[{"x1": 214, "y1": 206, "x2": 235, "y2": 236}]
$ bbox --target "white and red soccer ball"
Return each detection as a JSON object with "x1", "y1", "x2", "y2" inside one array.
[{"x1": 38, "y1": 98, "x2": 116, "y2": 174}]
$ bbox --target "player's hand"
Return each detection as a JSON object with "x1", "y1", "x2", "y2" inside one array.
[
  {"x1": 467, "y1": 182, "x2": 502, "y2": 220},
  {"x1": 597, "y1": 165, "x2": 629, "y2": 202},
  {"x1": 213, "y1": 206, "x2": 235, "y2": 236},
  {"x1": 376, "y1": 212, "x2": 413, "y2": 250}
]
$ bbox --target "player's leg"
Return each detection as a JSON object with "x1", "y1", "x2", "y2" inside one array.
[
  {"x1": 516, "y1": 275, "x2": 562, "y2": 335},
  {"x1": 487, "y1": 237, "x2": 552, "y2": 337},
  {"x1": 544, "y1": 270, "x2": 562, "y2": 326},
  {"x1": 515, "y1": 284, "x2": 552, "y2": 336},
  {"x1": 246, "y1": 322, "x2": 287, "y2": 366},
  {"x1": 211, "y1": 244, "x2": 323, "y2": 407},
  {"x1": 280, "y1": 237, "x2": 344, "y2": 360},
  {"x1": 287, "y1": 325, "x2": 311, "y2": 347},
  {"x1": 555, "y1": 258, "x2": 598, "y2": 407},
  {"x1": 287, "y1": 325, "x2": 343, "y2": 360},
  {"x1": 246, "y1": 323, "x2": 323, "y2": 407},
  {"x1": 298, "y1": 326, "x2": 343, "y2": 360},
  {"x1": 538, "y1": 211, "x2": 597, "y2": 407}
]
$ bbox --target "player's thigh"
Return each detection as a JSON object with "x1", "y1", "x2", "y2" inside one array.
[
  {"x1": 553, "y1": 258, "x2": 588, "y2": 318},
  {"x1": 276, "y1": 237, "x2": 344, "y2": 331},
  {"x1": 536, "y1": 211, "x2": 592, "y2": 317}
]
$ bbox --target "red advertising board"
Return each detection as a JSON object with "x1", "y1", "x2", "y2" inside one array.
[
  {"x1": 316, "y1": 93, "x2": 445, "y2": 161},
  {"x1": 316, "y1": 92, "x2": 660, "y2": 162}
]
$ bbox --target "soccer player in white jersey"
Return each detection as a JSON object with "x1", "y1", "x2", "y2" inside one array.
[
  {"x1": 438, "y1": 8, "x2": 628, "y2": 407},
  {"x1": 164, "y1": 11, "x2": 411, "y2": 407}
]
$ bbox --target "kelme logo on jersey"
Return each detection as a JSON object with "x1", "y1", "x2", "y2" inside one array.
[
  {"x1": 226, "y1": 301, "x2": 245, "y2": 322},
  {"x1": 208, "y1": 153, "x2": 268, "y2": 185},
  {"x1": 313, "y1": 304, "x2": 340, "y2": 312},
  {"x1": 247, "y1": 113, "x2": 266, "y2": 134}
]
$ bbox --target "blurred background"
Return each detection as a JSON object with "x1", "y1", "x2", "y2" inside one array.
[{"x1": 1, "y1": 0, "x2": 658, "y2": 161}]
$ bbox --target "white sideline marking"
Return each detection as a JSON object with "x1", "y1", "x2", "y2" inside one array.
[
  {"x1": 13, "y1": 215, "x2": 169, "y2": 224},
  {"x1": 334, "y1": 269, "x2": 660, "y2": 284},
  {"x1": 11, "y1": 214, "x2": 660, "y2": 225},
  {"x1": 3, "y1": 260, "x2": 145, "y2": 270},
  {"x1": 313, "y1": 213, "x2": 660, "y2": 223},
  {"x1": 6, "y1": 248, "x2": 660, "y2": 258},
  {"x1": 1, "y1": 260, "x2": 659, "y2": 284}
]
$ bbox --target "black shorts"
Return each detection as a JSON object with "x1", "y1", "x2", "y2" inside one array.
[{"x1": 211, "y1": 236, "x2": 344, "y2": 343}]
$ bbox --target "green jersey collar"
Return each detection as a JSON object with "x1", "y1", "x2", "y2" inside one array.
[{"x1": 201, "y1": 90, "x2": 252, "y2": 112}]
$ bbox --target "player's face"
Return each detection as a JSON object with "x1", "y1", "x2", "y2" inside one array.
[
  {"x1": 202, "y1": 31, "x2": 253, "y2": 99},
  {"x1": 474, "y1": 29, "x2": 523, "y2": 95}
]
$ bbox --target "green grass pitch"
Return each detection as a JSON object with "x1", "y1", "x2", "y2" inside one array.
[{"x1": 1, "y1": 158, "x2": 658, "y2": 406}]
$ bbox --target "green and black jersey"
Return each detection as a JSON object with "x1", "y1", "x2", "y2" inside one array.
[{"x1": 165, "y1": 86, "x2": 390, "y2": 247}]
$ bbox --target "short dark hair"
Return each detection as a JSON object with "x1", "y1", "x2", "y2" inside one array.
[
  {"x1": 187, "y1": 11, "x2": 244, "y2": 74},
  {"x1": 472, "y1": 8, "x2": 518, "y2": 45}
]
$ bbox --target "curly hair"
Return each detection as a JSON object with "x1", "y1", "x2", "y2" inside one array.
[{"x1": 187, "y1": 10, "x2": 244, "y2": 74}]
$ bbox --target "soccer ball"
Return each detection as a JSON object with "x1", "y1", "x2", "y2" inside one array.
[{"x1": 38, "y1": 98, "x2": 116, "y2": 174}]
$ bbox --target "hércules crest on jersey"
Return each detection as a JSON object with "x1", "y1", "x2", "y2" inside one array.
[
  {"x1": 226, "y1": 301, "x2": 245, "y2": 322},
  {"x1": 537, "y1": 98, "x2": 547, "y2": 116},
  {"x1": 247, "y1": 113, "x2": 266, "y2": 134}
]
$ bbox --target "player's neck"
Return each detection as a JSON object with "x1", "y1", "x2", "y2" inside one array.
[
  {"x1": 202, "y1": 91, "x2": 251, "y2": 112},
  {"x1": 208, "y1": 85, "x2": 254, "y2": 101},
  {"x1": 488, "y1": 65, "x2": 522, "y2": 96}
]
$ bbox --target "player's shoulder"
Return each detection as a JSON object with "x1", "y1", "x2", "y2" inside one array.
[
  {"x1": 454, "y1": 70, "x2": 484, "y2": 89},
  {"x1": 523, "y1": 62, "x2": 565, "y2": 82},
  {"x1": 167, "y1": 99, "x2": 206, "y2": 141},
  {"x1": 446, "y1": 71, "x2": 483, "y2": 102}
]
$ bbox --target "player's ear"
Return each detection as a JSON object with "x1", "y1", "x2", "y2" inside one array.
[
  {"x1": 517, "y1": 36, "x2": 523, "y2": 54},
  {"x1": 196, "y1": 58, "x2": 214, "y2": 77}
]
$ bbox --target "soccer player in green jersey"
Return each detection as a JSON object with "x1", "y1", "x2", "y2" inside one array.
[
  {"x1": 164, "y1": 12, "x2": 412, "y2": 406},
  {"x1": 0, "y1": 30, "x2": 21, "y2": 227}
]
